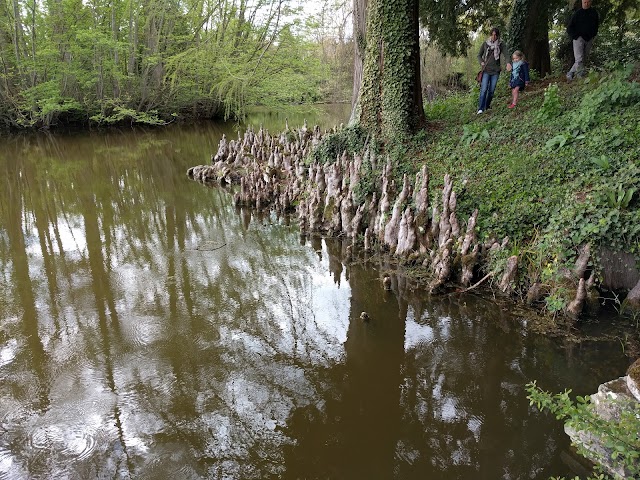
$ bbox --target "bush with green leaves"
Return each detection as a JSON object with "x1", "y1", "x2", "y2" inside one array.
[
  {"x1": 17, "y1": 81, "x2": 84, "y2": 127},
  {"x1": 526, "y1": 381, "x2": 640, "y2": 479},
  {"x1": 568, "y1": 64, "x2": 640, "y2": 134},
  {"x1": 90, "y1": 103, "x2": 166, "y2": 126},
  {"x1": 537, "y1": 83, "x2": 562, "y2": 121},
  {"x1": 590, "y1": 21, "x2": 640, "y2": 68},
  {"x1": 545, "y1": 158, "x2": 640, "y2": 255}
]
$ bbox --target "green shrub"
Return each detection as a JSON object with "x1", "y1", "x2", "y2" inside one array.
[
  {"x1": 537, "y1": 83, "x2": 562, "y2": 121},
  {"x1": 527, "y1": 381, "x2": 640, "y2": 479},
  {"x1": 568, "y1": 64, "x2": 640, "y2": 133}
]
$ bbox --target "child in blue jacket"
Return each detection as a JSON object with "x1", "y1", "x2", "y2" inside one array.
[{"x1": 507, "y1": 50, "x2": 530, "y2": 108}]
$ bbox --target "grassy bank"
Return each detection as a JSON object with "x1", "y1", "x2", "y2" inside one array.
[
  {"x1": 311, "y1": 64, "x2": 639, "y2": 321},
  {"x1": 412, "y1": 64, "x2": 640, "y2": 317},
  {"x1": 195, "y1": 63, "x2": 639, "y2": 324}
]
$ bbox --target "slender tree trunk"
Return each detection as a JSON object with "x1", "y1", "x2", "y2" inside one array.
[
  {"x1": 127, "y1": 0, "x2": 137, "y2": 80},
  {"x1": 12, "y1": 0, "x2": 26, "y2": 66},
  {"x1": 349, "y1": 0, "x2": 366, "y2": 124},
  {"x1": 112, "y1": 0, "x2": 121, "y2": 98},
  {"x1": 29, "y1": 0, "x2": 36, "y2": 86},
  {"x1": 48, "y1": 0, "x2": 73, "y2": 96},
  {"x1": 0, "y1": 0, "x2": 16, "y2": 99}
]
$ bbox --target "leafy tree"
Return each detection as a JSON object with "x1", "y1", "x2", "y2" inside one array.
[
  {"x1": 418, "y1": 0, "x2": 510, "y2": 57},
  {"x1": 0, "y1": 0, "x2": 327, "y2": 129}
]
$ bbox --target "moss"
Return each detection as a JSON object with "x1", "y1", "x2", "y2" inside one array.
[
  {"x1": 309, "y1": 125, "x2": 369, "y2": 165},
  {"x1": 324, "y1": 197, "x2": 336, "y2": 220},
  {"x1": 359, "y1": 0, "x2": 383, "y2": 136}
]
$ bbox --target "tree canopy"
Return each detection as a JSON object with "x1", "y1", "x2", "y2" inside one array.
[{"x1": 419, "y1": 0, "x2": 639, "y2": 76}]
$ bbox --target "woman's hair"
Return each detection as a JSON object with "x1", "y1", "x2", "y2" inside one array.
[
  {"x1": 490, "y1": 27, "x2": 500, "y2": 37},
  {"x1": 512, "y1": 50, "x2": 525, "y2": 60}
]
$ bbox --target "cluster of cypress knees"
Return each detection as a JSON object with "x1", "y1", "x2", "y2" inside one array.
[{"x1": 187, "y1": 122, "x2": 596, "y2": 318}]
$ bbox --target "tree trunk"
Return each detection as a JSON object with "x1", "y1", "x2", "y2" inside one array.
[
  {"x1": 28, "y1": 0, "x2": 37, "y2": 86},
  {"x1": 358, "y1": 0, "x2": 426, "y2": 141},
  {"x1": 127, "y1": 0, "x2": 137, "y2": 78},
  {"x1": 112, "y1": 0, "x2": 121, "y2": 98},
  {"x1": 349, "y1": 0, "x2": 367, "y2": 124},
  {"x1": 12, "y1": 0, "x2": 26, "y2": 66},
  {"x1": 0, "y1": 0, "x2": 16, "y2": 98},
  {"x1": 507, "y1": 0, "x2": 551, "y2": 77}
]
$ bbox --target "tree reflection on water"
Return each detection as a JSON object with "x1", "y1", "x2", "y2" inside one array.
[{"x1": 0, "y1": 125, "x2": 628, "y2": 479}]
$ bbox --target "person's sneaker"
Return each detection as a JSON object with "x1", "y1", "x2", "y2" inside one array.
[
  {"x1": 477, "y1": 109, "x2": 483, "y2": 114},
  {"x1": 508, "y1": 103, "x2": 516, "y2": 109}
]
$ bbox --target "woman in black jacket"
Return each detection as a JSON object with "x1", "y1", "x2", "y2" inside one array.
[{"x1": 566, "y1": 0, "x2": 599, "y2": 81}]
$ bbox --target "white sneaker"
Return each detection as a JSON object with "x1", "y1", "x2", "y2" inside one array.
[{"x1": 477, "y1": 109, "x2": 483, "y2": 114}]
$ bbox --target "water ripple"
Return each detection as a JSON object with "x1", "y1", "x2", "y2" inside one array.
[
  {"x1": 0, "y1": 447, "x2": 27, "y2": 480},
  {"x1": 29, "y1": 424, "x2": 98, "y2": 461},
  {"x1": 122, "y1": 316, "x2": 164, "y2": 348}
]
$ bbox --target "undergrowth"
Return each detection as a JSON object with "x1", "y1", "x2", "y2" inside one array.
[
  {"x1": 419, "y1": 63, "x2": 640, "y2": 315},
  {"x1": 304, "y1": 64, "x2": 639, "y2": 319},
  {"x1": 527, "y1": 381, "x2": 640, "y2": 480}
]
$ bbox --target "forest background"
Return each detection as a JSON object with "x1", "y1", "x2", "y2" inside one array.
[{"x1": 0, "y1": 0, "x2": 637, "y2": 131}]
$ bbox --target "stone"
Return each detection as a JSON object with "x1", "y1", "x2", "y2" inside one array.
[
  {"x1": 565, "y1": 376, "x2": 640, "y2": 479},
  {"x1": 627, "y1": 359, "x2": 640, "y2": 402}
]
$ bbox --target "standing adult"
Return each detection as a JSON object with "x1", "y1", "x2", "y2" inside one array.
[
  {"x1": 566, "y1": 0, "x2": 599, "y2": 81},
  {"x1": 477, "y1": 27, "x2": 508, "y2": 114}
]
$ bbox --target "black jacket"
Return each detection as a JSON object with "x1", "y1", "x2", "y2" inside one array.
[{"x1": 567, "y1": 7, "x2": 599, "y2": 41}]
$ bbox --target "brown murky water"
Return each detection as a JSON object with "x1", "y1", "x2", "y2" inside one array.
[{"x1": 0, "y1": 109, "x2": 630, "y2": 479}]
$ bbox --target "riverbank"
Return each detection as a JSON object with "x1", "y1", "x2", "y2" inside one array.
[{"x1": 188, "y1": 64, "x2": 640, "y2": 341}]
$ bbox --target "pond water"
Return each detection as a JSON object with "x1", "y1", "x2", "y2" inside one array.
[{"x1": 0, "y1": 108, "x2": 631, "y2": 479}]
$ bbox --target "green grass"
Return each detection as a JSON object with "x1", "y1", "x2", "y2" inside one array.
[{"x1": 414, "y1": 65, "x2": 640, "y2": 277}]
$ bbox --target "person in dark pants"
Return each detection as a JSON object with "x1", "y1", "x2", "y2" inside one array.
[
  {"x1": 566, "y1": 0, "x2": 599, "y2": 81},
  {"x1": 477, "y1": 27, "x2": 508, "y2": 114}
]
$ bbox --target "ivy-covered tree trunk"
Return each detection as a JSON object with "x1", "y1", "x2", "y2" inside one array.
[
  {"x1": 358, "y1": 0, "x2": 426, "y2": 141},
  {"x1": 507, "y1": 0, "x2": 552, "y2": 77}
]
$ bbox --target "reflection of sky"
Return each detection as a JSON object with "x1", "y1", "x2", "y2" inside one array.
[
  {"x1": 404, "y1": 306, "x2": 434, "y2": 350},
  {"x1": 25, "y1": 216, "x2": 87, "y2": 257},
  {"x1": 0, "y1": 339, "x2": 18, "y2": 368},
  {"x1": 310, "y1": 241, "x2": 350, "y2": 349},
  {"x1": 1, "y1": 176, "x2": 355, "y2": 479}
]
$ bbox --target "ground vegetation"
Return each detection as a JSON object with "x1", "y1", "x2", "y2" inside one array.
[{"x1": 311, "y1": 62, "x2": 640, "y2": 327}]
